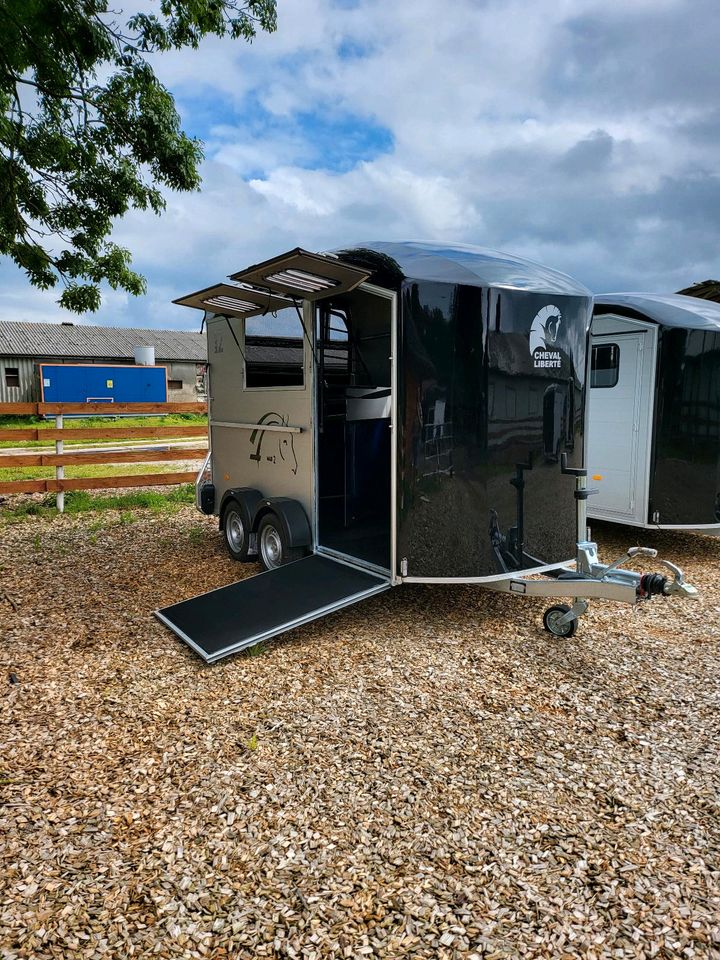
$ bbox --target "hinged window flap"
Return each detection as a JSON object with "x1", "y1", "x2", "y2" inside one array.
[
  {"x1": 229, "y1": 248, "x2": 371, "y2": 301},
  {"x1": 173, "y1": 282, "x2": 294, "y2": 320}
]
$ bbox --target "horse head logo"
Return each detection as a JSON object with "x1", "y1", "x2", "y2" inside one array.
[
  {"x1": 249, "y1": 412, "x2": 298, "y2": 475},
  {"x1": 529, "y1": 304, "x2": 562, "y2": 355}
]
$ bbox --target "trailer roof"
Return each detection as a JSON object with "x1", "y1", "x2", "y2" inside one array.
[
  {"x1": 594, "y1": 293, "x2": 720, "y2": 332},
  {"x1": 337, "y1": 241, "x2": 591, "y2": 297}
]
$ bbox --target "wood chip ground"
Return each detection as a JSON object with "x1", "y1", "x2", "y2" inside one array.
[{"x1": 1, "y1": 508, "x2": 719, "y2": 959}]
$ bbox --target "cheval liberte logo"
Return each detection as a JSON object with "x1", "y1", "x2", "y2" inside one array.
[{"x1": 529, "y1": 304, "x2": 563, "y2": 369}]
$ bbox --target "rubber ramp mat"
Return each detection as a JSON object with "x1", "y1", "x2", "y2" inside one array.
[{"x1": 156, "y1": 553, "x2": 390, "y2": 662}]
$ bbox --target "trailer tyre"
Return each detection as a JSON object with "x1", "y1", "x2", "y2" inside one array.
[
  {"x1": 258, "y1": 513, "x2": 304, "y2": 570},
  {"x1": 222, "y1": 501, "x2": 251, "y2": 562},
  {"x1": 543, "y1": 604, "x2": 577, "y2": 638}
]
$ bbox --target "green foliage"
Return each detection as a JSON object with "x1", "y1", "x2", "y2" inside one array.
[
  {"x1": 0, "y1": 0, "x2": 277, "y2": 311},
  {"x1": 188, "y1": 524, "x2": 205, "y2": 544},
  {"x1": 0, "y1": 412, "x2": 207, "y2": 447},
  {"x1": 2, "y1": 482, "x2": 194, "y2": 519},
  {"x1": 243, "y1": 640, "x2": 266, "y2": 658},
  {"x1": 0, "y1": 462, "x2": 192, "y2": 480}
]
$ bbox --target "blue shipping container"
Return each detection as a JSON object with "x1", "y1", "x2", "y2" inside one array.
[{"x1": 40, "y1": 364, "x2": 168, "y2": 404}]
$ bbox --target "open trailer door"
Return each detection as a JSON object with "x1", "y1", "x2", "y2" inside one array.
[{"x1": 156, "y1": 554, "x2": 390, "y2": 663}]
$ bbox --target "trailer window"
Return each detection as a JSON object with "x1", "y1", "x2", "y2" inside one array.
[
  {"x1": 325, "y1": 309, "x2": 349, "y2": 343},
  {"x1": 591, "y1": 343, "x2": 619, "y2": 388},
  {"x1": 245, "y1": 307, "x2": 304, "y2": 388},
  {"x1": 4, "y1": 367, "x2": 19, "y2": 388}
]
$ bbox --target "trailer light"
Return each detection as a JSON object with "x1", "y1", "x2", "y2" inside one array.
[
  {"x1": 265, "y1": 269, "x2": 339, "y2": 293},
  {"x1": 592, "y1": 474, "x2": 603, "y2": 480}
]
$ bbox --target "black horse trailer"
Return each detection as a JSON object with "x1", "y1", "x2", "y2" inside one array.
[
  {"x1": 588, "y1": 292, "x2": 720, "y2": 533},
  {"x1": 157, "y1": 243, "x2": 697, "y2": 661}
]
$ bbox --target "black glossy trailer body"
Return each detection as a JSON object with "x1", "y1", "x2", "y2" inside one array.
[
  {"x1": 591, "y1": 293, "x2": 720, "y2": 531},
  {"x1": 337, "y1": 243, "x2": 591, "y2": 578}
]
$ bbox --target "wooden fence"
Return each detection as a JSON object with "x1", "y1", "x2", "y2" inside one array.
[{"x1": 0, "y1": 401, "x2": 208, "y2": 510}]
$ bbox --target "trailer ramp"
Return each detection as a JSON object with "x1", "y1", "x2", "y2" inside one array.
[{"x1": 156, "y1": 554, "x2": 390, "y2": 663}]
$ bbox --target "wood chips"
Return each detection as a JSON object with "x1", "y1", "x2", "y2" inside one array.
[{"x1": 1, "y1": 508, "x2": 719, "y2": 959}]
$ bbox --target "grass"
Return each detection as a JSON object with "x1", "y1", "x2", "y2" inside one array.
[
  {"x1": 1, "y1": 484, "x2": 195, "y2": 521},
  {"x1": 0, "y1": 413, "x2": 207, "y2": 448},
  {"x1": 0, "y1": 461, "x2": 197, "y2": 482},
  {"x1": 188, "y1": 525, "x2": 206, "y2": 545},
  {"x1": 243, "y1": 641, "x2": 267, "y2": 659}
]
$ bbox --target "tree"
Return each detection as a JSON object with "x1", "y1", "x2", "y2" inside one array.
[{"x1": 0, "y1": 0, "x2": 277, "y2": 312}]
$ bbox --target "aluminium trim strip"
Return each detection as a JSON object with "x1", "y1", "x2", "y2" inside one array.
[
  {"x1": 210, "y1": 420, "x2": 303, "y2": 434},
  {"x1": 653, "y1": 522, "x2": 720, "y2": 533},
  {"x1": 314, "y1": 544, "x2": 391, "y2": 578},
  {"x1": 389, "y1": 289, "x2": 399, "y2": 585},
  {"x1": 155, "y1": 611, "x2": 217, "y2": 663},
  {"x1": 401, "y1": 556, "x2": 577, "y2": 584}
]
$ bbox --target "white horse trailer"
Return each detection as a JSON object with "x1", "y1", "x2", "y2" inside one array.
[
  {"x1": 156, "y1": 244, "x2": 697, "y2": 662},
  {"x1": 588, "y1": 293, "x2": 720, "y2": 533}
]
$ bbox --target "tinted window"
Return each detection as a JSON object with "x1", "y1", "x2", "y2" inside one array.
[
  {"x1": 591, "y1": 343, "x2": 619, "y2": 388},
  {"x1": 245, "y1": 307, "x2": 304, "y2": 388}
]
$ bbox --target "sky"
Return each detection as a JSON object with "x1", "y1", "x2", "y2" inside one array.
[{"x1": 1, "y1": 0, "x2": 719, "y2": 331}]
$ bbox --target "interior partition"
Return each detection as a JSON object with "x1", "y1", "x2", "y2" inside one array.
[{"x1": 316, "y1": 288, "x2": 392, "y2": 570}]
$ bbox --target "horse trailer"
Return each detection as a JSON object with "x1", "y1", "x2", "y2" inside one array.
[
  {"x1": 588, "y1": 293, "x2": 720, "y2": 533},
  {"x1": 156, "y1": 243, "x2": 697, "y2": 662}
]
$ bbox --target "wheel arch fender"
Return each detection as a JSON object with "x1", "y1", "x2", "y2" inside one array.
[
  {"x1": 253, "y1": 497, "x2": 312, "y2": 550},
  {"x1": 219, "y1": 488, "x2": 264, "y2": 531}
]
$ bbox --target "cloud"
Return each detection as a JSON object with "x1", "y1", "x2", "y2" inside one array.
[{"x1": 1, "y1": 0, "x2": 719, "y2": 327}]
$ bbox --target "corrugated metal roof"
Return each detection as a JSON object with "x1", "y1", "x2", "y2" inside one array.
[
  {"x1": 245, "y1": 337, "x2": 345, "y2": 367},
  {"x1": 0, "y1": 321, "x2": 206, "y2": 361}
]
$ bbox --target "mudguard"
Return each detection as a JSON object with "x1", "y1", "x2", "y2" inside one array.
[
  {"x1": 218, "y1": 488, "x2": 264, "y2": 531},
  {"x1": 253, "y1": 497, "x2": 312, "y2": 550}
]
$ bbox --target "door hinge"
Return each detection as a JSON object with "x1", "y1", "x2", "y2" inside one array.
[{"x1": 400, "y1": 558, "x2": 408, "y2": 577}]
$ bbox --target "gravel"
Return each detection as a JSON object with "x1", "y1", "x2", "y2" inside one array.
[{"x1": 1, "y1": 508, "x2": 719, "y2": 959}]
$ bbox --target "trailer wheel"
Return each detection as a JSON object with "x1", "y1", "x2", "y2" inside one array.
[
  {"x1": 543, "y1": 604, "x2": 577, "y2": 638},
  {"x1": 222, "y1": 501, "x2": 250, "y2": 561},
  {"x1": 258, "y1": 513, "x2": 304, "y2": 570}
]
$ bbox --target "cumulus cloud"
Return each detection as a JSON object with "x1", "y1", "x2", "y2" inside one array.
[{"x1": 1, "y1": 0, "x2": 718, "y2": 327}]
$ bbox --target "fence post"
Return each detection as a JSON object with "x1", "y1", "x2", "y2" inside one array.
[{"x1": 55, "y1": 413, "x2": 64, "y2": 513}]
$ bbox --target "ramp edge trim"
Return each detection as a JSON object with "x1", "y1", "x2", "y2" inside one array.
[{"x1": 155, "y1": 579, "x2": 390, "y2": 664}]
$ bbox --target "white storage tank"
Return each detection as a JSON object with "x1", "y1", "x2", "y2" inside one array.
[{"x1": 133, "y1": 345, "x2": 155, "y2": 366}]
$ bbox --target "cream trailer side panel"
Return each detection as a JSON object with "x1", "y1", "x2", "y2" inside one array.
[{"x1": 207, "y1": 308, "x2": 314, "y2": 519}]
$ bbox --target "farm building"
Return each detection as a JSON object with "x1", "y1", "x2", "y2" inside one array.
[
  {"x1": 0, "y1": 321, "x2": 207, "y2": 403},
  {"x1": 677, "y1": 279, "x2": 720, "y2": 302}
]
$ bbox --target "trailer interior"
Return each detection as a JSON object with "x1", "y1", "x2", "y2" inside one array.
[{"x1": 315, "y1": 288, "x2": 392, "y2": 572}]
